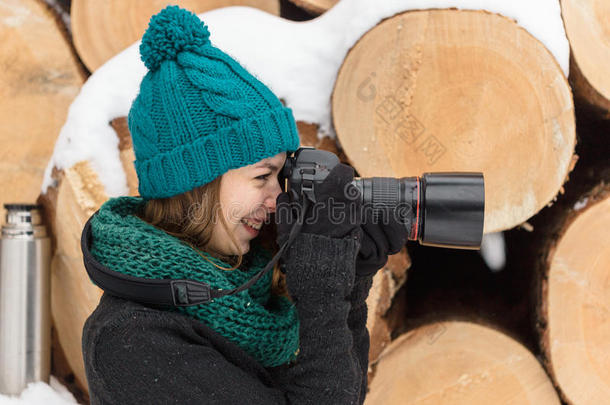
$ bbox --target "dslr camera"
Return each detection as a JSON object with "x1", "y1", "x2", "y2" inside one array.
[{"x1": 278, "y1": 146, "x2": 485, "y2": 249}]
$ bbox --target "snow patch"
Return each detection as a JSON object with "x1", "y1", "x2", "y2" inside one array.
[
  {"x1": 479, "y1": 232, "x2": 506, "y2": 272},
  {"x1": 573, "y1": 197, "x2": 588, "y2": 210},
  {"x1": 0, "y1": 376, "x2": 78, "y2": 405}
]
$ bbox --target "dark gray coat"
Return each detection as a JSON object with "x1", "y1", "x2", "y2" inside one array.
[{"x1": 82, "y1": 230, "x2": 373, "y2": 405}]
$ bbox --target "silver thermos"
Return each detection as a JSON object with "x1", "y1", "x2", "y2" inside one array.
[{"x1": 0, "y1": 204, "x2": 51, "y2": 395}]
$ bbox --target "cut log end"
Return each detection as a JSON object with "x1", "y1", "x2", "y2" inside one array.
[
  {"x1": 332, "y1": 9, "x2": 575, "y2": 233},
  {"x1": 38, "y1": 162, "x2": 108, "y2": 392},
  {"x1": 366, "y1": 322, "x2": 561, "y2": 405},
  {"x1": 0, "y1": 0, "x2": 84, "y2": 227},
  {"x1": 562, "y1": 0, "x2": 610, "y2": 113},
  {"x1": 537, "y1": 183, "x2": 610, "y2": 405}
]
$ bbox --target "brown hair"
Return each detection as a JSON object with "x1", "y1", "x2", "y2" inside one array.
[{"x1": 135, "y1": 176, "x2": 289, "y2": 298}]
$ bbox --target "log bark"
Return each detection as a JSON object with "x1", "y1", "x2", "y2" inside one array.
[
  {"x1": 38, "y1": 163, "x2": 108, "y2": 394},
  {"x1": 71, "y1": 0, "x2": 281, "y2": 72},
  {"x1": 332, "y1": 9, "x2": 576, "y2": 233},
  {"x1": 111, "y1": 117, "x2": 139, "y2": 196},
  {"x1": 297, "y1": 120, "x2": 348, "y2": 163},
  {"x1": 562, "y1": 0, "x2": 610, "y2": 116},
  {"x1": 38, "y1": 118, "x2": 138, "y2": 395},
  {"x1": 365, "y1": 321, "x2": 561, "y2": 404},
  {"x1": 365, "y1": 249, "x2": 410, "y2": 384},
  {"x1": 0, "y1": 0, "x2": 84, "y2": 227}
]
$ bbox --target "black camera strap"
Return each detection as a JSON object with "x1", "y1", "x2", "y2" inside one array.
[{"x1": 81, "y1": 196, "x2": 311, "y2": 307}]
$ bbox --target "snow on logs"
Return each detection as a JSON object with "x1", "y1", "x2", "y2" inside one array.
[
  {"x1": 70, "y1": 0, "x2": 281, "y2": 72},
  {"x1": 0, "y1": 0, "x2": 84, "y2": 227},
  {"x1": 332, "y1": 9, "x2": 576, "y2": 233},
  {"x1": 561, "y1": 0, "x2": 610, "y2": 114},
  {"x1": 365, "y1": 322, "x2": 561, "y2": 405}
]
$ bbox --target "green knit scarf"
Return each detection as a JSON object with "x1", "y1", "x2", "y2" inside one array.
[{"x1": 88, "y1": 196, "x2": 300, "y2": 367}]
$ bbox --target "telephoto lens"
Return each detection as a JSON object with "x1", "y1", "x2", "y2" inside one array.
[
  {"x1": 280, "y1": 147, "x2": 485, "y2": 250},
  {"x1": 351, "y1": 173, "x2": 485, "y2": 249}
]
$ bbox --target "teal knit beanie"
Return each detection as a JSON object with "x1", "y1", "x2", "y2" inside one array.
[{"x1": 128, "y1": 5, "x2": 301, "y2": 199}]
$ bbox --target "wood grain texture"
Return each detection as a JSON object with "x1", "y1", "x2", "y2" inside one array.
[
  {"x1": 366, "y1": 322, "x2": 561, "y2": 405},
  {"x1": 536, "y1": 183, "x2": 610, "y2": 405},
  {"x1": 562, "y1": 0, "x2": 610, "y2": 113},
  {"x1": 0, "y1": 0, "x2": 84, "y2": 227},
  {"x1": 332, "y1": 9, "x2": 576, "y2": 233},
  {"x1": 46, "y1": 162, "x2": 108, "y2": 391}
]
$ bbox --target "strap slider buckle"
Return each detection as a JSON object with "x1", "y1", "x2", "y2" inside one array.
[{"x1": 170, "y1": 280, "x2": 211, "y2": 306}]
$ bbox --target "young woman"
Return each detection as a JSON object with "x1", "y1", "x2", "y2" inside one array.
[{"x1": 81, "y1": 6, "x2": 407, "y2": 404}]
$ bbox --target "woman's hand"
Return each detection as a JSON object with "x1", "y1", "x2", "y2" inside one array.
[
  {"x1": 355, "y1": 218, "x2": 409, "y2": 277},
  {"x1": 275, "y1": 163, "x2": 362, "y2": 246}
]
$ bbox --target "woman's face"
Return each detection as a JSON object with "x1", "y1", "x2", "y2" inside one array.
[{"x1": 208, "y1": 152, "x2": 287, "y2": 256}]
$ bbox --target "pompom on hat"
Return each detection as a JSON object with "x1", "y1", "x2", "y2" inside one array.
[{"x1": 128, "y1": 5, "x2": 300, "y2": 199}]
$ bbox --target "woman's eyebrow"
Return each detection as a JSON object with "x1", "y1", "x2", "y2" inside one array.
[{"x1": 255, "y1": 162, "x2": 281, "y2": 171}]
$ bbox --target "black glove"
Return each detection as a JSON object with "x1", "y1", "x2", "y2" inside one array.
[
  {"x1": 355, "y1": 209, "x2": 409, "y2": 277},
  {"x1": 275, "y1": 163, "x2": 363, "y2": 246}
]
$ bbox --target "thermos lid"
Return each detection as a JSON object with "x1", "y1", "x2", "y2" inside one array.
[
  {"x1": 4, "y1": 203, "x2": 42, "y2": 211},
  {"x1": 2, "y1": 203, "x2": 47, "y2": 239}
]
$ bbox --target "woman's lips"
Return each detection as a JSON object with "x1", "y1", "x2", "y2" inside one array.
[
  {"x1": 242, "y1": 221, "x2": 260, "y2": 236},
  {"x1": 242, "y1": 217, "x2": 263, "y2": 237}
]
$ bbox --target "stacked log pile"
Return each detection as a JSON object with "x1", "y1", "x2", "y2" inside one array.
[{"x1": 2, "y1": 0, "x2": 606, "y2": 403}]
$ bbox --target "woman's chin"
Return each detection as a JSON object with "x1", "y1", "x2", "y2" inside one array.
[{"x1": 238, "y1": 242, "x2": 251, "y2": 255}]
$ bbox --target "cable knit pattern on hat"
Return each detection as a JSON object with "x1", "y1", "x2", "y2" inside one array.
[
  {"x1": 88, "y1": 196, "x2": 300, "y2": 367},
  {"x1": 129, "y1": 5, "x2": 300, "y2": 199}
]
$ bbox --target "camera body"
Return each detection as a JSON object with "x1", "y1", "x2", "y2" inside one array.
[
  {"x1": 279, "y1": 146, "x2": 340, "y2": 203},
  {"x1": 279, "y1": 146, "x2": 485, "y2": 250}
]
